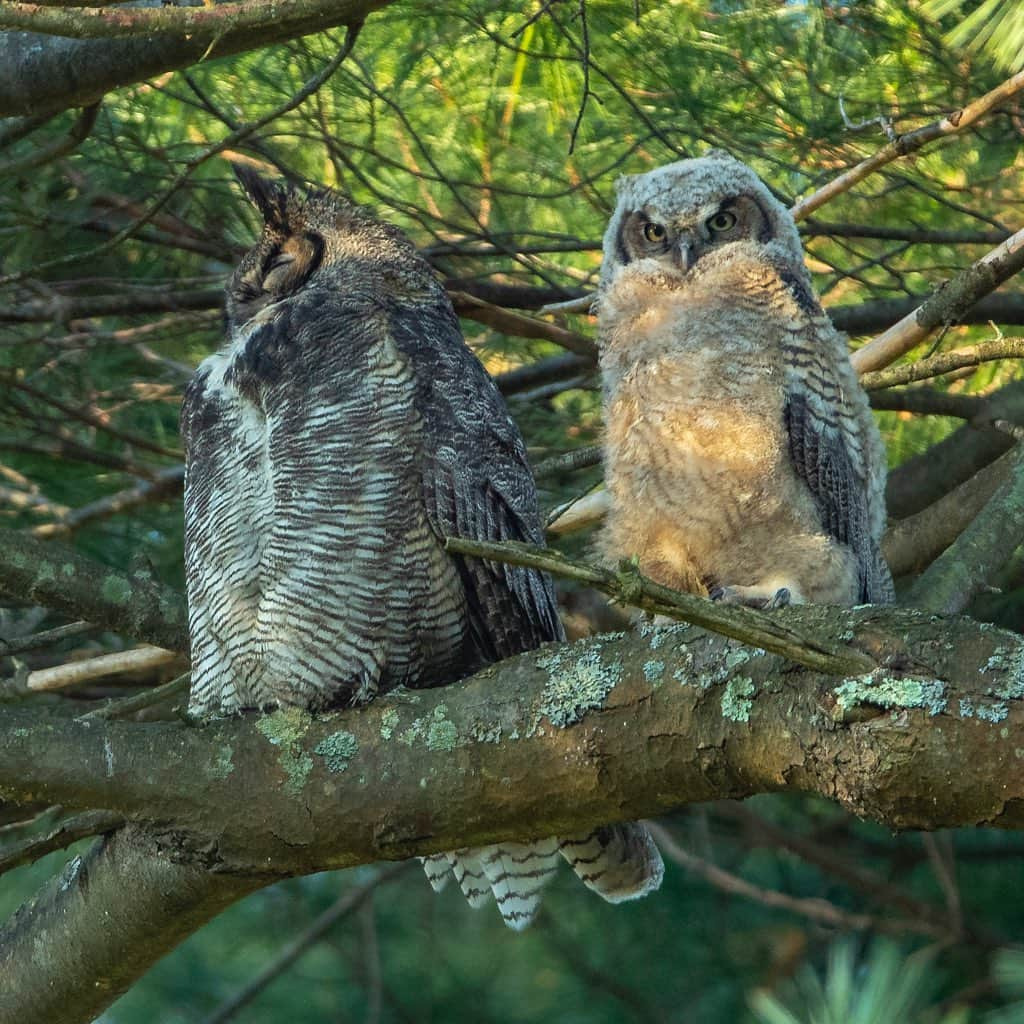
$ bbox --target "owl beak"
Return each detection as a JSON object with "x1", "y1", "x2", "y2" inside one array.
[{"x1": 673, "y1": 238, "x2": 694, "y2": 273}]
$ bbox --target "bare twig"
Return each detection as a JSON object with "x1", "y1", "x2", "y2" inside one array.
[
  {"x1": 850, "y1": 226, "x2": 1024, "y2": 375},
  {"x1": 647, "y1": 822, "x2": 942, "y2": 937},
  {"x1": 860, "y1": 336, "x2": 1024, "y2": 390},
  {"x1": 80, "y1": 672, "x2": 190, "y2": 722},
  {"x1": 444, "y1": 536, "x2": 877, "y2": 675},
  {"x1": 868, "y1": 388, "x2": 988, "y2": 420},
  {"x1": 0, "y1": 620, "x2": 94, "y2": 658},
  {"x1": 32, "y1": 465, "x2": 185, "y2": 539},
  {"x1": 202, "y1": 863, "x2": 413, "y2": 1024},
  {"x1": 26, "y1": 645, "x2": 180, "y2": 693},
  {"x1": 791, "y1": 70, "x2": 1024, "y2": 221},
  {"x1": 533, "y1": 444, "x2": 602, "y2": 480},
  {"x1": 450, "y1": 291, "x2": 596, "y2": 358},
  {"x1": 0, "y1": 102, "x2": 99, "y2": 176}
]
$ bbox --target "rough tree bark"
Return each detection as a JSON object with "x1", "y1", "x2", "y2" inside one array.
[
  {"x1": 0, "y1": 0, "x2": 394, "y2": 118},
  {"x1": 3, "y1": 598, "x2": 1024, "y2": 1022}
]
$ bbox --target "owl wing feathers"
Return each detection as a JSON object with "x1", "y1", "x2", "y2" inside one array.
[
  {"x1": 780, "y1": 293, "x2": 894, "y2": 605},
  {"x1": 387, "y1": 291, "x2": 563, "y2": 656},
  {"x1": 386, "y1": 287, "x2": 663, "y2": 923}
]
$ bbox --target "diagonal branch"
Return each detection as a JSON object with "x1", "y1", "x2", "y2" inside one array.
[
  {"x1": 444, "y1": 536, "x2": 876, "y2": 675},
  {"x1": 0, "y1": 525, "x2": 187, "y2": 651},
  {"x1": 850, "y1": 226, "x2": 1024, "y2": 374},
  {"x1": 790, "y1": 69, "x2": 1024, "y2": 221}
]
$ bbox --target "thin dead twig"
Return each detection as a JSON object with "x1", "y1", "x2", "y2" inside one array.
[
  {"x1": 791, "y1": 69, "x2": 1024, "y2": 221},
  {"x1": 450, "y1": 291, "x2": 596, "y2": 358},
  {"x1": 202, "y1": 863, "x2": 413, "y2": 1024},
  {"x1": 444, "y1": 536, "x2": 876, "y2": 676},
  {"x1": 0, "y1": 620, "x2": 94, "y2": 658},
  {"x1": 26, "y1": 645, "x2": 180, "y2": 693},
  {"x1": 647, "y1": 822, "x2": 943, "y2": 938}
]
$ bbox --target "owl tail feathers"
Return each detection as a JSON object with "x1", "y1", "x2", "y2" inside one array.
[
  {"x1": 560, "y1": 822, "x2": 665, "y2": 903},
  {"x1": 418, "y1": 841, "x2": 561, "y2": 930}
]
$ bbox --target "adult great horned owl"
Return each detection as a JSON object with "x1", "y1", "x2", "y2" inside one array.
[
  {"x1": 181, "y1": 166, "x2": 662, "y2": 928},
  {"x1": 597, "y1": 153, "x2": 893, "y2": 607}
]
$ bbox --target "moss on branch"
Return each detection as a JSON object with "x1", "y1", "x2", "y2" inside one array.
[
  {"x1": 1, "y1": 605, "x2": 1022, "y2": 880},
  {"x1": 0, "y1": 526, "x2": 187, "y2": 652}
]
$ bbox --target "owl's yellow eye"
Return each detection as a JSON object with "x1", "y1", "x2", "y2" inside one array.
[
  {"x1": 707, "y1": 210, "x2": 738, "y2": 233},
  {"x1": 642, "y1": 222, "x2": 667, "y2": 243}
]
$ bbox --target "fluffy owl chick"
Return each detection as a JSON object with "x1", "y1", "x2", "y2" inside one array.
[
  {"x1": 597, "y1": 153, "x2": 893, "y2": 607},
  {"x1": 181, "y1": 165, "x2": 662, "y2": 928}
]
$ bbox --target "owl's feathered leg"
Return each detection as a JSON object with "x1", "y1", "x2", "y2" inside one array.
[{"x1": 559, "y1": 823, "x2": 664, "y2": 903}]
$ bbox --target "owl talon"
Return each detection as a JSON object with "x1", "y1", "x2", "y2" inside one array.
[{"x1": 709, "y1": 584, "x2": 792, "y2": 610}]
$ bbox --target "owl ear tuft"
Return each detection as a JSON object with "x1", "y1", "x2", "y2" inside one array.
[{"x1": 231, "y1": 162, "x2": 288, "y2": 227}]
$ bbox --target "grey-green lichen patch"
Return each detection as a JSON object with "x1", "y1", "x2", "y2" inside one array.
[
  {"x1": 35, "y1": 562, "x2": 56, "y2": 584},
  {"x1": 833, "y1": 673, "x2": 947, "y2": 719},
  {"x1": 210, "y1": 744, "x2": 234, "y2": 780},
  {"x1": 990, "y1": 644, "x2": 1024, "y2": 701},
  {"x1": 643, "y1": 660, "x2": 665, "y2": 685},
  {"x1": 379, "y1": 707, "x2": 399, "y2": 741},
  {"x1": 399, "y1": 704, "x2": 459, "y2": 752},
  {"x1": 62, "y1": 563, "x2": 75, "y2": 577},
  {"x1": 100, "y1": 574, "x2": 133, "y2": 606},
  {"x1": 426, "y1": 706, "x2": 458, "y2": 752},
  {"x1": 692, "y1": 640, "x2": 757, "y2": 691},
  {"x1": 976, "y1": 702, "x2": 1009, "y2": 724},
  {"x1": 314, "y1": 730, "x2": 359, "y2": 773},
  {"x1": 257, "y1": 708, "x2": 315, "y2": 795},
  {"x1": 721, "y1": 676, "x2": 757, "y2": 723},
  {"x1": 470, "y1": 720, "x2": 503, "y2": 743},
  {"x1": 537, "y1": 642, "x2": 621, "y2": 728},
  {"x1": 960, "y1": 696, "x2": 1010, "y2": 724}
]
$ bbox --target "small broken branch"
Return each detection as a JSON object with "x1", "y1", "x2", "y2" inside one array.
[
  {"x1": 791, "y1": 69, "x2": 1024, "y2": 221},
  {"x1": 26, "y1": 645, "x2": 181, "y2": 693},
  {"x1": 444, "y1": 536, "x2": 876, "y2": 675},
  {"x1": 0, "y1": 808, "x2": 123, "y2": 876},
  {"x1": 850, "y1": 226, "x2": 1024, "y2": 375}
]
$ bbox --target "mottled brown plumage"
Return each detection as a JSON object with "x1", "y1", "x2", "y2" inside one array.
[
  {"x1": 181, "y1": 165, "x2": 662, "y2": 929},
  {"x1": 597, "y1": 153, "x2": 893, "y2": 608}
]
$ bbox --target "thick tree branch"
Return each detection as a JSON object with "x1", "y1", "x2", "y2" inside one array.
[
  {"x1": 0, "y1": 827, "x2": 267, "y2": 1024},
  {"x1": 0, "y1": 526, "x2": 187, "y2": 651},
  {"x1": 0, "y1": 0, "x2": 393, "y2": 118},
  {"x1": 1, "y1": 605, "x2": 1022, "y2": 882},
  {"x1": 907, "y1": 443, "x2": 1024, "y2": 614}
]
